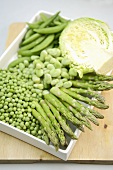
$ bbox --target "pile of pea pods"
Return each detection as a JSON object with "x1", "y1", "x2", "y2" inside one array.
[{"x1": 18, "y1": 11, "x2": 69, "y2": 57}]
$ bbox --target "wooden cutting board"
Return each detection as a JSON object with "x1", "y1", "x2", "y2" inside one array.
[{"x1": 0, "y1": 23, "x2": 113, "y2": 164}]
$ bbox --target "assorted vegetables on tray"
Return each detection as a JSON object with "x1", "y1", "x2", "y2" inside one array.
[{"x1": 1, "y1": 11, "x2": 113, "y2": 150}]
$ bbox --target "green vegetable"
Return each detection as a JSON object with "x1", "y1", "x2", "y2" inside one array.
[
  {"x1": 46, "y1": 100, "x2": 78, "y2": 139},
  {"x1": 61, "y1": 87, "x2": 108, "y2": 109},
  {"x1": 63, "y1": 101, "x2": 92, "y2": 130},
  {"x1": 44, "y1": 92, "x2": 84, "y2": 131},
  {"x1": 59, "y1": 17, "x2": 113, "y2": 74},
  {"x1": 18, "y1": 36, "x2": 45, "y2": 51},
  {"x1": 32, "y1": 109, "x2": 59, "y2": 150},
  {"x1": 21, "y1": 33, "x2": 40, "y2": 46},
  {"x1": 71, "y1": 80, "x2": 113, "y2": 91},
  {"x1": 39, "y1": 11, "x2": 60, "y2": 28},
  {"x1": 40, "y1": 99, "x2": 66, "y2": 146},
  {"x1": 24, "y1": 29, "x2": 34, "y2": 39},
  {"x1": 34, "y1": 23, "x2": 68, "y2": 34},
  {"x1": 31, "y1": 34, "x2": 55, "y2": 53},
  {"x1": 50, "y1": 87, "x2": 99, "y2": 126},
  {"x1": 8, "y1": 57, "x2": 31, "y2": 69},
  {"x1": 70, "y1": 87, "x2": 105, "y2": 103}
]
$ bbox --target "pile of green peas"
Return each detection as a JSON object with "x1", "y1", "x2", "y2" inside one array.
[{"x1": 0, "y1": 69, "x2": 45, "y2": 140}]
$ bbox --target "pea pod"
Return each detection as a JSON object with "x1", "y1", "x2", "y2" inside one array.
[
  {"x1": 18, "y1": 50, "x2": 34, "y2": 56},
  {"x1": 34, "y1": 23, "x2": 67, "y2": 34},
  {"x1": 21, "y1": 33, "x2": 40, "y2": 46},
  {"x1": 24, "y1": 29, "x2": 34, "y2": 39},
  {"x1": 39, "y1": 11, "x2": 60, "y2": 28},
  {"x1": 8, "y1": 57, "x2": 31, "y2": 69},
  {"x1": 18, "y1": 34, "x2": 55, "y2": 56},
  {"x1": 31, "y1": 34, "x2": 55, "y2": 53},
  {"x1": 18, "y1": 36, "x2": 46, "y2": 51}
]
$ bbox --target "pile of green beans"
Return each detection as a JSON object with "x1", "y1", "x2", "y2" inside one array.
[{"x1": 18, "y1": 11, "x2": 69, "y2": 57}]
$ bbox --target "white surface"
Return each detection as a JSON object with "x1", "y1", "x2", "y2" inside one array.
[{"x1": 0, "y1": 0, "x2": 113, "y2": 169}]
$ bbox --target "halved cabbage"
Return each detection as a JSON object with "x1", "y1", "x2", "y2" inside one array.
[{"x1": 59, "y1": 17, "x2": 113, "y2": 74}]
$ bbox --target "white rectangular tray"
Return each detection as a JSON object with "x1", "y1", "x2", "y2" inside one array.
[{"x1": 0, "y1": 10, "x2": 81, "y2": 161}]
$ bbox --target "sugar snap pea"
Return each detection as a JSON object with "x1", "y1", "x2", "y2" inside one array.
[
  {"x1": 18, "y1": 34, "x2": 55, "y2": 56},
  {"x1": 8, "y1": 57, "x2": 31, "y2": 69},
  {"x1": 18, "y1": 50, "x2": 34, "y2": 56},
  {"x1": 24, "y1": 29, "x2": 34, "y2": 39},
  {"x1": 18, "y1": 36, "x2": 46, "y2": 51},
  {"x1": 31, "y1": 34, "x2": 55, "y2": 53},
  {"x1": 39, "y1": 11, "x2": 60, "y2": 28},
  {"x1": 21, "y1": 33, "x2": 41, "y2": 46},
  {"x1": 33, "y1": 23, "x2": 67, "y2": 34}
]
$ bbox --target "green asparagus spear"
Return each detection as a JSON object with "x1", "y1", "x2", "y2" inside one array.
[
  {"x1": 34, "y1": 102, "x2": 58, "y2": 134},
  {"x1": 46, "y1": 100, "x2": 78, "y2": 140},
  {"x1": 44, "y1": 92, "x2": 84, "y2": 132},
  {"x1": 61, "y1": 87, "x2": 108, "y2": 109},
  {"x1": 40, "y1": 99, "x2": 66, "y2": 146},
  {"x1": 87, "y1": 107, "x2": 104, "y2": 119},
  {"x1": 50, "y1": 87, "x2": 99, "y2": 126},
  {"x1": 40, "y1": 126, "x2": 50, "y2": 145},
  {"x1": 70, "y1": 87, "x2": 105, "y2": 103},
  {"x1": 71, "y1": 80, "x2": 113, "y2": 91},
  {"x1": 42, "y1": 132, "x2": 50, "y2": 145},
  {"x1": 63, "y1": 101, "x2": 92, "y2": 130},
  {"x1": 44, "y1": 92, "x2": 83, "y2": 126},
  {"x1": 32, "y1": 109, "x2": 59, "y2": 150},
  {"x1": 82, "y1": 73, "x2": 113, "y2": 81}
]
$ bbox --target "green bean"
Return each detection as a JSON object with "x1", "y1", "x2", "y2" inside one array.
[
  {"x1": 21, "y1": 33, "x2": 40, "y2": 46},
  {"x1": 24, "y1": 29, "x2": 34, "y2": 39},
  {"x1": 39, "y1": 11, "x2": 60, "y2": 28},
  {"x1": 31, "y1": 34, "x2": 55, "y2": 53},
  {"x1": 8, "y1": 57, "x2": 31, "y2": 69},
  {"x1": 18, "y1": 36, "x2": 46, "y2": 51},
  {"x1": 34, "y1": 23, "x2": 67, "y2": 34}
]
